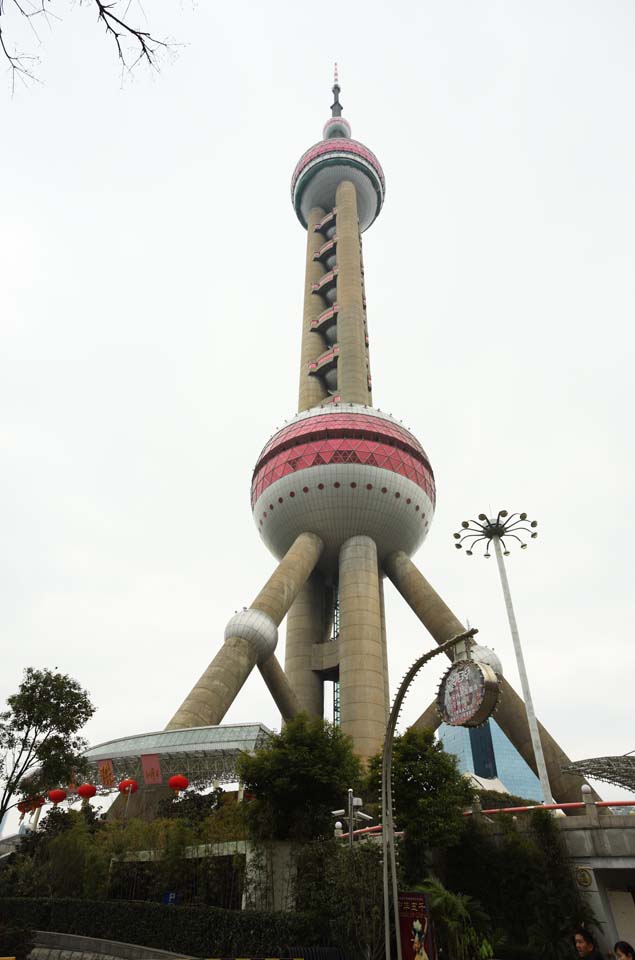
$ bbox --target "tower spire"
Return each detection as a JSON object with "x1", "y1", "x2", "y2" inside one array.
[{"x1": 331, "y1": 62, "x2": 342, "y2": 117}]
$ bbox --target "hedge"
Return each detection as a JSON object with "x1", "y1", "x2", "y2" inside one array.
[{"x1": 0, "y1": 899, "x2": 329, "y2": 957}]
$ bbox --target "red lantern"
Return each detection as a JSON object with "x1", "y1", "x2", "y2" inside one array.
[
  {"x1": 48, "y1": 788, "x2": 67, "y2": 806},
  {"x1": 118, "y1": 778, "x2": 138, "y2": 794},
  {"x1": 167, "y1": 774, "x2": 189, "y2": 792},
  {"x1": 77, "y1": 783, "x2": 97, "y2": 801}
]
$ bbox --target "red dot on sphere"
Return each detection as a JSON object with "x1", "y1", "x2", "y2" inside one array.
[
  {"x1": 381, "y1": 487, "x2": 387, "y2": 494},
  {"x1": 415, "y1": 506, "x2": 420, "y2": 511},
  {"x1": 334, "y1": 482, "x2": 341, "y2": 488},
  {"x1": 168, "y1": 774, "x2": 189, "y2": 792},
  {"x1": 269, "y1": 504, "x2": 274, "y2": 510},
  {"x1": 366, "y1": 484, "x2": 373, "y2": 490},
  {"x1": 118, "y1": 779, "x2": 138, "y2": 794},
  {"x1": 406, "y1": 498, "x2": 411, "y2": 504},
  {"x1": 302, "y1": 486, "x2": 309, "y2": 493},
  {"x1": 290, "y1": 491, "x2": 295, "y2": 497},
  {"x1": 48, "y1": 788, "x2": 67, "y2": 805},
  {"x1": 77, "y1": 783, "x2": 97, "y2": 800},
  {"x1": 278, "y1": 497, "x2": 283, "y2": 503},
  {"x1": 318, "y1": 483, "x2": 324, "y2": 490},
  {"x1": 395, "y1": 492, "x2": 400, "y2": 498},
  {"x1": 350, "y1": 482, "x2": 357, "y2": 488}
]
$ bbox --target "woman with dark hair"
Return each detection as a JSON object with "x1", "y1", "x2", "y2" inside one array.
[
  {"x1": 614, "y1": 942, "x2": 635, "y2": 960},
  {"x1": 573, "y1": 929, "x2": 603, "y2": 959}
]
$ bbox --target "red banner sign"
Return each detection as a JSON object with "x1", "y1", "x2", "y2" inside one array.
[
  {"x1": 97, "y1": 759, "x2": 115, "y2": 788},
  {"x1": 141, "y1": 754, "x2": 163, "y2": 785},
  {"x1": 398, "y1": 892, "x2": 436, "y2": 960}
]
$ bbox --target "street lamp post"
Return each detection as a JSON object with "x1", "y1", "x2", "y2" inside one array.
[
  {"x1": 381, "y1": 628, "x2": 478, "y2": 960},
  {"x1": 453, "y1": 510, "x2": 554, "y2": 804}
]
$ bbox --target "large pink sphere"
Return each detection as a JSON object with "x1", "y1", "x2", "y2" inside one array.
[{"x1": 252, "y1": 405, "x2": 435, "y2": 572}]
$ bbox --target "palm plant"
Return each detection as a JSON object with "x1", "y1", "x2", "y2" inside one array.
[{"x1": 420, "y1": 876, "x2": 494, "y2": 960}]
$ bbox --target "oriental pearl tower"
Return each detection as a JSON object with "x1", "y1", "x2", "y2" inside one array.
[{"x1": 166, "y1": 72, "x2": 589, "y2": 799}]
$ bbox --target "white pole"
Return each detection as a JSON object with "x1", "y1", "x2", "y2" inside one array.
[{"x1": 493, "y1": 537, "x2": 553, "y2": 804}]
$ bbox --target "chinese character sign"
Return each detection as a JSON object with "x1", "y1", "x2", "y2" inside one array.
[
  {"x1": 141, "y1": 754, "x2": 163, "y2": 785},
  {"x1": 442, "y1": 661, "x2": 484, "y2": 725},
  {"x1": 398, "y1": 892, "x2": 436, "y2": 960},
  {"x1": 98, "y1": 759, "x2": 115, "y2": 788}
]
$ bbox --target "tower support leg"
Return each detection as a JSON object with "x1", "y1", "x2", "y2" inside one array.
[
  {"x1": 379, "y1": 574, "x2": 390, "y2": 721},
  {"x1": 383, "y1": 550, "x2": 597, "y2": 804},
  {"x1": 167, "y1": 532, "x2": 323, "y2": 730},
  {"x1": 284, "y1": 571, "x2": 327, "y2": 717},
  {"x1": 338, "y1": 536, "x2": 385, "y2": 763}
]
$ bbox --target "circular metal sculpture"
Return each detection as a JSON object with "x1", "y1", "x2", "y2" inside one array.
[{"x1": 437, "y1": 659, "x2": 500, "y2": 727}]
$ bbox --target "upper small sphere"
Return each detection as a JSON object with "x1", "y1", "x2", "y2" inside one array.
[
  {"x1": 323, "y1": 116, "x2": 352, "y2": 139},
  {"x1": 292, "y1": 77, "x2": 385, "y2": 232},
  {"x1": 292, "y1": 138, "x2": 385, "y2": 233}
]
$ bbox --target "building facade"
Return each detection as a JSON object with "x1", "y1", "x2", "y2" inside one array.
[{"x1": 439, "y1": 718, "x2": 543, "y2": 801}]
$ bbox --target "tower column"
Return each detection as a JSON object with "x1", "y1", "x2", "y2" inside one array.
[
  {"x1": 335, "y1": 180, "x2": 371, "y2": 405},
  {"x1": 338, "y1": 536, "x2": 385, "y2": 762},
  {"x1": 298, "y1": 206, "x2": 329, "y2": 411},
  {"x1": 379, "y1": 574, "x2": 390, "y2": 720},
  {"x1": 284, "y1": 571, "x2": 327, "y2": 717}
]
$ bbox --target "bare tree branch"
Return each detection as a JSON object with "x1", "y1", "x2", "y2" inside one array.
[{"x1": 0, "y1": 0, "x2": 170, "y2": 88}]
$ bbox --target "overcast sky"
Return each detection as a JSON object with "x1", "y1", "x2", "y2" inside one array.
[{"x1": 2, "y1": 0, "x2": 634, "y2": 831}]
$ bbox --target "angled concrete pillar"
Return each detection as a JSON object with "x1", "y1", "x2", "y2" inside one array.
[
  {"x1": 167, "y1": 532, "x2": 323, "y2": 730},
  {"x1": 339, "y1": 536, "x2": 385, "y2": 762}
]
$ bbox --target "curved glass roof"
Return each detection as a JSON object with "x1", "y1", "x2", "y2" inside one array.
[
  {"x1": 83, "y1": 723, "x2": 272, "y2": 789},
  {"x1": 85, "y1": 723, "x2": 271, "y2": 761}
]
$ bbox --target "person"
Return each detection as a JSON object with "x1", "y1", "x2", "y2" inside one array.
[
  {"x1": 573, "y1": 929, "x2": 603, "y2": 959},
  {"x1": 614, "y1": 942, "x2": 635, "y2": 960}
]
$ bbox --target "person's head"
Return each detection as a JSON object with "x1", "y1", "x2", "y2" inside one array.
[
  {"x1": 615, "y1": 942, "x2": 635, "y2": 960},
  {"x1": 574, "y1": 929, "x2": 597, "y2": 956}
]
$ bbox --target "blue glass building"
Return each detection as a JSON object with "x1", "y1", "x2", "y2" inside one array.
[{"x1": 439, "y1": 718, "x2": 543, "y2": 802}]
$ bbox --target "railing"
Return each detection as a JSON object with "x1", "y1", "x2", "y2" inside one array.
[{"x1": 464, "y1": 800, "x2": 635, "y2": 816}]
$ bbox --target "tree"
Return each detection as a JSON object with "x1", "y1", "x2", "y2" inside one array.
[
  {"x1": 421, "y1": 876, "x2": 494, "y2": 960},
  {"x1": 295, "y1": 840, "x2": 385, "y2": 960},
  {"x1": 0, "y1": 667, "x2": 95, "y2": 829},
  {"x1": 0, "y1": 0, "x2": 167, "y2": 91},
  {"x1": 236, "y1": 714, "x2": 361, "y2": 842},
  {"x1": 366, "y1": 726, "x2": 474, "y2": 886}
]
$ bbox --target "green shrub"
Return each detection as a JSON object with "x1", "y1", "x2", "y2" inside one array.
[
  {"x1": 0, "y1": 922, "x2": 35, "y2": 960},
  {"x1": 0, "y1": 898, "x2": 329, "y2": 956}
]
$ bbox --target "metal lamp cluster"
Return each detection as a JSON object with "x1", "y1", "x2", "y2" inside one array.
[{"x1": 453, "y1": 510, "x2": 538, "y2": 557}]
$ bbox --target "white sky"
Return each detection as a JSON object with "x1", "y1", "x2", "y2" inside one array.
[{"x1": 1, "y1": 0, "x2": 634, "y2": 831}]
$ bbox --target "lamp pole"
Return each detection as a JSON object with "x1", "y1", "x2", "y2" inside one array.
[
  {"x1": 453, "y1": 511, "x2": 553, "y2": 804},
  {"x1": 381, "y1": 628, "x2": 477, "y2": 960}
]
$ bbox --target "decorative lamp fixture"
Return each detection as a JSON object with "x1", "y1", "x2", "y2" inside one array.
[
  {"x1": 77, "y1": 783, "x2": 97, "y2": 801},
  {"x1": 48, "y1": 788, "x2": 67, "y2": 806},
  {"x1": 452, "y1": 509, "x2": 553, "y2": 806},
  {"x1": 167, "y1": 774, "x2": 189, "y2": 792},
  {"x1": 453, "y1": 510, "x2": 537, "y2": 557},
  {"x1": 118, "y1": 778, "x2": 138, "y2": 795}
]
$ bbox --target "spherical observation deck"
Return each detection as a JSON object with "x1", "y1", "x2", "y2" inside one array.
[
  {"x1": 292, "y1": 138, "x2": 385, "y2": 233},
  {"x1": 251, "y1": 405, "x2": 435, "y2": 572}
]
